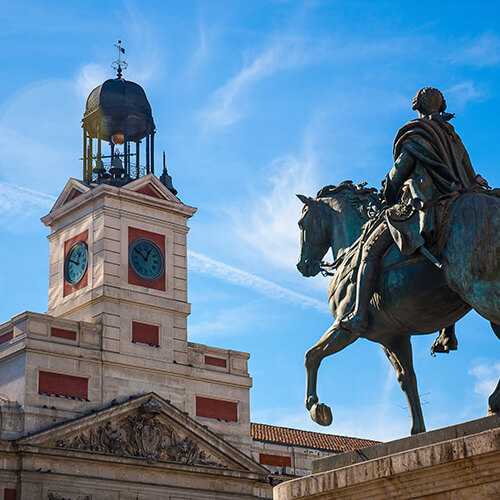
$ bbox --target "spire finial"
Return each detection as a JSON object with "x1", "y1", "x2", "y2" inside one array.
[
  {"x1": 159, "y1": 151, "x2": 178, "y2": 196},
  {"x1": 111, "y1": 39, "x2": 128, "y2": 78}
]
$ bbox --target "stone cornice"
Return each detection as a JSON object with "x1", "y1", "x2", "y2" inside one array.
[{"x1": 42, "y1": 178, "x2": 197, "y2": 227}]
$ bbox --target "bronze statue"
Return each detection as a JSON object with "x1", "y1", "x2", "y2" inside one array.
[{"x1": 296, "y1": 88, "x2": 499, "y2": 435}]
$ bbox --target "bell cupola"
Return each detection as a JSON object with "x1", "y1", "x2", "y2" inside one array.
[{"x1": 82, "y1": 41, "x2": 156, "y2": 184}]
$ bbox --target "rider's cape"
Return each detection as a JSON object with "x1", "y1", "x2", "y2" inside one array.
[{"x1": 384, "y1": 116, "x2": 478, "y2": 255}]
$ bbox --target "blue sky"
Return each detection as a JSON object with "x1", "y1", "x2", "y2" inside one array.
[{"x1": 0, "y1": 0, "x2": 499, "y2": 441}]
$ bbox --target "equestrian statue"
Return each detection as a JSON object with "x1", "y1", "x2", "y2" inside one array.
[{"x1": 296, "y1": 87, "x2": 499, "y2": 435}]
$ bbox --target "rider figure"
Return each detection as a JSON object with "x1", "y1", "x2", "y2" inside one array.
[{"x1": 337, "y1": 87, "x2": 489, "y2": 344}]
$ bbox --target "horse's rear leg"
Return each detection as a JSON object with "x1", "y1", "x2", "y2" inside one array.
[
  {"x1": 491, "y1": 322, "x2": 500, "y2": 341},
  {"x1": 305, "y1": 325, "x2": 358, "y2": 426},
  {"x1": 383, "y1": 337, "x2": 426, "y2": 435}
]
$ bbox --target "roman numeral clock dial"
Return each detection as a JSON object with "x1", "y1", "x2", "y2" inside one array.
[
  {"x1": 129, "y1": 238, "x2": 165, "y2": 281},
  {"x1": 64, "y1": 241, "x2": 88, "y2": 285}
]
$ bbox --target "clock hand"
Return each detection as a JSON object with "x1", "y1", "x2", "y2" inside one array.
[
  {"x1": 136, "y1": 249, "x2": 148, "y2": 261},
  {"x1": 69, "y1": 259, "x2": 79, "y2": 265},
  {"x1": 146, "y1": 249, "x2": 152, "y2": 260}
]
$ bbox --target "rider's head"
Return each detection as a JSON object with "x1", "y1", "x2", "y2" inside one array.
[{"x1": 412, "y1": 87, "x2": 447, "y2": 118}]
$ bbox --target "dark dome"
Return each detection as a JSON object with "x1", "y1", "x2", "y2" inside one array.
[{"x1": 83, "y1": 78, "x2": 155, "y2": 142}]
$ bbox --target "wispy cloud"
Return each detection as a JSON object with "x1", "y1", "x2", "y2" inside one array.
[
  {"x1": 0, "y1": 182, "x2": 56, "y2": 226},
  {"x1": 230, "y1": 131, "x2": 319, "y2": 271},
  {"x1": 75, "y1": 64, "x2": 109, "y2": 99},
  {"x1": 469, "y1": 361, "x2": 500, "y2": 398},
  {"x1": 445, "y1": 81, "x2": 483, "y2": 110},
  {"x1": 199, "y1": 46, "x2": 282, "y2": 130},
  {"x1": 186, "y1": 14, "x2": 209, "y2": 75},
  {"x1": 450, "y1": 33, "x2": 500, "y2": 67},
  {"x1": 188, "y1": 250, "x2": 327, "y2": 313},
  {"x1": 198, "y1": 30, "x2": 417, "y2": 133},
  {"x1": 198, "y1": 37, "x2": 327, "y2": 131}
]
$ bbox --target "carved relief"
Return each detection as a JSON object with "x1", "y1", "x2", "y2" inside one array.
[
  {"x1": 48, "y1": 494, "x2": 90, "y2": 500},
  {"x1": 55, "y1": 399, "x2": 226, "y2": 467}
]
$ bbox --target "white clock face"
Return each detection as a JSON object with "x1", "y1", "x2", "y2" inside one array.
[
  {"x1": 64, "y1": 241, "x2": 88, "y2": 285},
  {"x1": 129, "y1": 238, "x2": 165, "y2": 281}
]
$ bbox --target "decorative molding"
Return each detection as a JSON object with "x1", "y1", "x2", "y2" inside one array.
[{"x1": 55, "y1": 399, "x2": 226, "y2": 467}]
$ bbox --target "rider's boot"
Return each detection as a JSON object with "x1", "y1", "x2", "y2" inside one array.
[
  {"x1": 338, "y1": 260, "x2": 378, "y2": 334},
  {"x1": 431, "y1": 325, "x2": 458, "y2": 355}
]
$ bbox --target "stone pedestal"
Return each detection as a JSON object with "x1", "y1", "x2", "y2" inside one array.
[{"x1": 274, "y1": 415, "x2": 500, "y2": 499}]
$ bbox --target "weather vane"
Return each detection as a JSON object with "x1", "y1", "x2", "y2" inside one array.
[{"x1": 111, "y1": 39, "x2": 128, "y2": 78}]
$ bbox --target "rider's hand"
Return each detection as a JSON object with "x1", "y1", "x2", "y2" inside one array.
[{"x1": 475, "y1": 174, "x2": 491, "y2": 189}]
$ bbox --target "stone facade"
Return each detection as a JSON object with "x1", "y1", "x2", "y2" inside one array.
[{"x1": 0, "y1": 175, "x2": 375, "y2": 499}]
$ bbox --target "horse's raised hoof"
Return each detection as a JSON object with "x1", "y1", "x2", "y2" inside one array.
[
  {"x1": 310, "y1": 403, "x2": 333, "y2": 426},
  {"x1": 305, "y1": 395, "x2": 318, "y2": 411},
  {"x1": 430, "y1": 330, "x2": 458, "y2": 356}
]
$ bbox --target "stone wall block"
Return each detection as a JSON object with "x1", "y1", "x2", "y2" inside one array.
[{"x1": 28, "y1": 319, "x2": 48, "y2": 336}]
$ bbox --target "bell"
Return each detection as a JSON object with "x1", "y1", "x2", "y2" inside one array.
[
  {"x1": 92, "y1": 159, "x2": 106, "y2": 176},
  {"x1": 109, "y1": 155, "x2": 125, "y2": 177}
]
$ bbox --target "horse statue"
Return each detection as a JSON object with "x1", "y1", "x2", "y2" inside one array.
[{"x1": 296, "y1": 181, "x2": 500, "y2": 435}]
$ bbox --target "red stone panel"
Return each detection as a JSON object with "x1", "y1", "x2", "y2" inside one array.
[
  {"x1": 0, "y1": 331, "x2": 13, "y2": 345},
  {"x1": 259, "y1": 453, "x2": 292, "y2": 467},
  {"x1": 66, "y1": 188, "x2": 83, "y2": 202},
  {"x1": 195, "y1": 396, "x2": 238, "y2": 422},
  {"x1": 63, "y1": 229, "x2": 89, "y2": 297},
  {"x1": 4, "y1": 489, "x2": 16, "y2": 500},
  {"x1": 132, "y1": 321, "x2": 159, "y2": 346},
  {"x1": 128, "y1": 227, "x2": 166, "y2": 291},
  {"x1": 38, "y1": 371, "x2": 88, "y2": 399},
  {"x1": 51, "y1": 327, "x2": 77, "y2": 341},
  {"x1": 135, "y1": 184, "x2": 161, "y2": 198},
  {"x1": 204, "y1": 355, "x2": 227, "y2": 368}
]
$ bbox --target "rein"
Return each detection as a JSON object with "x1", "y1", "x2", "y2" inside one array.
[{"x1": 319, "y1": 253, "x2": 346, "y2": 276}]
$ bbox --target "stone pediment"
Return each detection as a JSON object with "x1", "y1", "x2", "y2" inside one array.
[
  {"x1": 48, "y1": 178, "x2": 91, "y2": 212},
  {"x1": 124, "y1": 173, "x2": 180, "y2": 203},
  {"x1": 18, "y1": 393, "x2": 267, "y2": 475}
]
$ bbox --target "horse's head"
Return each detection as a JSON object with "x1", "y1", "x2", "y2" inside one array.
[
  {"x1": 296, "y1": 182, "x2": 382, "y2": 277},
  {"x1": 296, "y1": 194, "x2": 334, "y2": 277}
]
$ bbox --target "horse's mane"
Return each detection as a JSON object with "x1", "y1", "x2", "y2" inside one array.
[
  {"x1": 316, "y1": 180, "x2": 378, "y2": 199},
  {"x1": 316, "y1": 180, "x2": 383, "y2": 219}
]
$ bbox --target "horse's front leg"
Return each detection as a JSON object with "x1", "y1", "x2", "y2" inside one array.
[
  {"x1": 383, "y1": 337, "x2": 425, "y2": 435},
  {"x1": 305, "y1": 324, "x2": 358, "y2": 426}
]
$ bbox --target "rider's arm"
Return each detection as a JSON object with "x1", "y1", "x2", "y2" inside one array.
[{"x1": 383, "y1": 146, "x2": 416, "y2": 204}]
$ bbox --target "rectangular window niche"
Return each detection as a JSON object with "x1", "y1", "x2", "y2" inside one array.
[
  {"x1": 204, "y1": 355, "x2": 227, "y2": 368},
  {"x1": 132, "y1": 321, "x2": 159, "y2": 346},
  {"x1": 259, "y1": 453, "x2": 292, "y2": 467},
  {"x1": 0, "y1": 331, "x2": 13, "y2": 345},
  {"x1": 195, "y1": 396, "x2": 238, "y2": 422},
  {"x1": 38, "y1": 371, "x2": 88, "y2": 400},
  {"x1": 51, "y1": 327, "x2": 77, "y2": 341},
  {"x1": 4, "y1": 488, "x2": 17, "y2": 500}
]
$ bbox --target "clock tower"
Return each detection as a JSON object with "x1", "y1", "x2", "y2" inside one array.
[
  {"x1": 41, "y1": 70, "x2": 196, "y2": 368},
  {"x1": 3, "y1": 52, "x2": 254, "y2": 446}
]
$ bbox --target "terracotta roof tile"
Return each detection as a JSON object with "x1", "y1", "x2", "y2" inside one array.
[{"x1": 250, "y1": 422, "x2": 379, "y2": 453}]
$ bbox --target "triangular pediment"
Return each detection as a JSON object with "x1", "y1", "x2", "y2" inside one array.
[
  {"x1": 124, "y1": 173, "x2": 180, "y2": 203},
  {"x1": 48, "y1": 178, "x2": 91, "y2": 212},
  {"x1": 18, "y1": 393, "x2": 267, "y2": 475}
]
